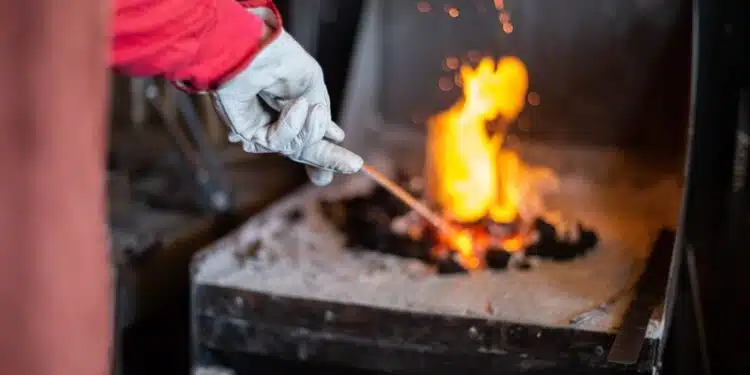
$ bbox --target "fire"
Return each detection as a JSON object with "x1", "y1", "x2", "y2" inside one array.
[{"x1": 425, "y1": 56, "x2": 559, "y2": 270}]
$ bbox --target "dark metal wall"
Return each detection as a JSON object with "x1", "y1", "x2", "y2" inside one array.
[
  {"x1": 380, "y1": 0, "x2": 691, "y2": 158},
  {"x1": 285, "y1": 0, "x2": 365, "y2": 123},
  {"x1": 660, "y1": 0, "x2": 750, "y2": 374}
]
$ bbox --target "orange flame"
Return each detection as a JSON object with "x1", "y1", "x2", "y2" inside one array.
[{"x1": 425, "y1": 56, "x2": 559, "y2": 270}]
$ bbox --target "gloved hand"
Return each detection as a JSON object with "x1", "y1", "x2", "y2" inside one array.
[{"x1": 211, "y1": 6, "x2": 363, "y2": 186}]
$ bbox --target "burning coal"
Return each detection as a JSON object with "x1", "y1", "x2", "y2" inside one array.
[
  {"x1": 319, "y1": 175, "x2": 598, "y2": 274},
  {"x1": 322, "y1": 56, "x2": 598, "y2": 273},
  {"x1": 423, "y1": 56, "x2": 564, "y2": 270}
]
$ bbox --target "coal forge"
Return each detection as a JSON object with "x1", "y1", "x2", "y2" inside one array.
[
  {"x1": 191, "y1": 2, "x2": 691, "y2": 371},
  {"x1": 319, "y1": 171, "x2": 599, "y2": 274},
  {"x1": 194, "y1": 54, "x2": 682, "y2": 337},
  {"x1": 194, "y1": 145, "x2": 680, "y2": 337}
]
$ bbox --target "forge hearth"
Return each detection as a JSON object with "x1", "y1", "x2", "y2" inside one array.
[
  {"x1": 319, "y1": 171, "x2": 600, "y2": 274},
  {"x1": 191, "y1": 144, "x2": 680, "y2": 373},
  {"x1": 193, "y1": 141, "x2": 679, "y2": 331}
]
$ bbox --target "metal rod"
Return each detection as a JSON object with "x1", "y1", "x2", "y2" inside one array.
[{"x1": 361, "y1": 163, "x2": 452, "y2": 234}]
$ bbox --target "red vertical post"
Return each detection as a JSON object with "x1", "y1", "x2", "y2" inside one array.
[{"x1": 0, "y1": 0, "x2": 113, "y2": 374}]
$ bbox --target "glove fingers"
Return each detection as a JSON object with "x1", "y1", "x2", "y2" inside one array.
[
  {"x1": 229, "y1": 132, "x2": 274, "y2": 153},
  {"x1": 261, "y1": 98, "x2": 308, "y2": 151},
  {"x1": 261, "y1": 99, "x2": 330, "y2": 157},
  {"x1": 259, "y1": 80, "x2": 330, "y2": 113},
  {"x1": 242, "y1": 142, "x2": 274, "y2": 154},
  {"x1": 289, "y1": 101, "x2": 344, "y2": 143},
  {"x1": 324, "y1": 122, "x2": 345, "y2": 143},
  {"x1": 262, "y1": 100, "x2": 343, "y2": 145},
  {"x1": 298, "y1": 140, "x2": 363, "y2": 174},
  {"x1": 305, "y1": 166, "x2": 334, "y2": 186},
  {"x1": 297, "y1": 103, "x2": 328, "y2": 151},
  {"x1": 216, "y1": 95, "x2": 272, "y2": 144}
]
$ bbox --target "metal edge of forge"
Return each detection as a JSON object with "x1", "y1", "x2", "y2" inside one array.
[
  {"x1": 608, "y1": 229, "x2": 675, "y2": 366},
  {"x1": 192, "y1": 281, "x2": 657, "y2": 374}
]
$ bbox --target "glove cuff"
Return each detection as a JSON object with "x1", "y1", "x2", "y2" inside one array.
[{"x1": 173, "y1": 0, "x2": 283, "y2": 93}]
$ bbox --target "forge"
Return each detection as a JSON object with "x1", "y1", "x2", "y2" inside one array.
[{"x1": 192, "y1": 1, "x2": 691, "y2": 373}]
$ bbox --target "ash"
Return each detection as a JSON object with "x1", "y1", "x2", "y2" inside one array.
[{"x1": 194, "y1": 145, "x2": 681, "y2": 338}]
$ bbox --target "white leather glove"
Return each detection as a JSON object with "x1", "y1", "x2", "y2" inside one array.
[{"x1": 211, "y1": 8, "x2": 363, "y2": 186}]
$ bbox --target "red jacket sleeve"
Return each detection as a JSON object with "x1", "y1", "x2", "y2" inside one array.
[{"x1": 111, "y1": 0, "x2": 279, "y2": 91}]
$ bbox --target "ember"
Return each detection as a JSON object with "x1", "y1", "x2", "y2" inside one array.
[{"x1": 319, "y1": 175, "x2": 598, "y2": 274}]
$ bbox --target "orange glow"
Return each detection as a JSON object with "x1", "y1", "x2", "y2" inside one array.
[
  {"x1": 425, "y1": 57, "x2": 559, "y2": 270},
  {"x1": 502, "y1": 23, "x2": 514, "y2": 34},
  {"x1": 527, "y1": 92, "x2": 541, "y2": 106},
  {"x1": 438, "y1": 77, "x2": 454, "y2": 92},
  {"x1": 494, "y1": 0, "x2": 513, "y2": 35},
  {"x1": 417, "y1": 2, "x2": 431, "y2": 12},
  {"x1": 445, "y1": 57, "x2": 459, "y2": 70}
]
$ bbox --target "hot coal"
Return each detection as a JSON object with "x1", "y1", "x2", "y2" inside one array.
[
  {"x1": 320, "y1": 197, "x2": 437, "y2": 266},
  {"x1": 526, "y1": 219, "x2": 599, "y2": 260},
  {"x1": 484, "y1": 249, "x2": 512, "y2": 269},
  {"x1": 318, "y1": 177, "x2": 598, "y2": 273},
  {"x1": 436, "y1": 257, "x2": 469, "y2": 274}
]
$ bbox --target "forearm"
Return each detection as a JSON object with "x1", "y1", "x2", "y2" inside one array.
[{"x1": 111, "y1": 0, "x2": 277, "y2": 90}]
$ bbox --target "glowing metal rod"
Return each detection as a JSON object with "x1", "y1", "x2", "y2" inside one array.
[{"x1": 361, "y1": 163, "x2": 452, "y2": 234}]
